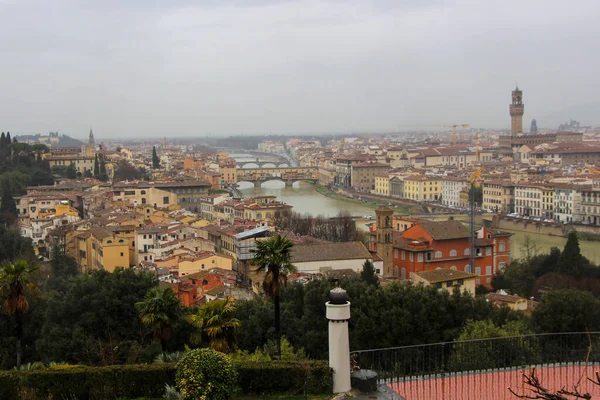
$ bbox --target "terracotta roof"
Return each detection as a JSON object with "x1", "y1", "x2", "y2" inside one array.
[
  {"x1": 487, "y1": 292, "x2": 526, "y2": 304},
  {"x1": 291, "y1": 241, "x2": 372, "y2": 263},
  {"x1": 413, "y1": 220, "x2": 470, "y2": 240},
  {"x1": 414, "y1": 269, "x2": 476, "y2": 283}
]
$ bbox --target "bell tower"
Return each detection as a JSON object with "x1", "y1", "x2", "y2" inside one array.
[
  {"x1": 375, "y1": 206, "x2": 394, "y2": 277},
  {"x1": 509, "y1": 85, "x2": 524, "y2": 137}
]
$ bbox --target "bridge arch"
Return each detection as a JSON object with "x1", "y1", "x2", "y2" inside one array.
[
  {"x1": 278, "y1": 163, "x2": 289, "y2": 167},
  {"x1": 241, "y1": 163, "x2": 260, "y2": 169},
  {"x1": 262, "y1": 162, "x2": 277, "y2": 168}
]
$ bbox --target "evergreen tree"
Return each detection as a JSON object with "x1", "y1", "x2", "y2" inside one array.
[
  {"x1": 360, "y1": 259, "x2": 379, "y2": 286},
  {"x1": 0, "y1": 132, "x2": 5, "y2": 149},
  {"x1": 1, "y1": 181, "x2": 18, "y2": 226},
  {"x1": 152, "y1": 146, "x2": 160, "y2": 169},
  {"x1": 557, "y1": 231, "x2": 583, "y2": 277},
  {"x1": 98, "y1": 155, "x2": 108, "y2": 181},
  {"x1": 66, "y1": 163, "x2": 77, "y2": 180},
  {"x1": 6, "y1": 132, "x2": 11, "y2": 144},
  {"x1": 93, "y1": 154, "x2": 99, "y2": 177}
]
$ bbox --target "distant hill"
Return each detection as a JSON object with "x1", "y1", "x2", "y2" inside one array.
[{"x1": 14, "y1": 132, "x2": 85, "y2": 148}]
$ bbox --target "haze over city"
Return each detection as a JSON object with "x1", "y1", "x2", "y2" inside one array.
[{"x1": 1, "y1": 0, "x2": 599, "y2": 137}]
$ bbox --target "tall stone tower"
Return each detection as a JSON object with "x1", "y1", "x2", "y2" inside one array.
[
  {"x1": 509, "y1": 85, "x2": 524, "y2": 137},
  {"x1": 375, "y1": 206, "x2": 394, "y2": 277},
  {"x1": 88, "y1": 128, "x2": 95, "y2": 151}
]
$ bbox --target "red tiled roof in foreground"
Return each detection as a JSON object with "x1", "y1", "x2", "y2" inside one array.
[{"x1": 390, "y1": 365, "x2": 600, "y2": 400}]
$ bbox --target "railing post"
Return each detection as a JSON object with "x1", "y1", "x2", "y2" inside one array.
[{"x1": 326, "y1": 288, "x2": 352, "y2": 393}]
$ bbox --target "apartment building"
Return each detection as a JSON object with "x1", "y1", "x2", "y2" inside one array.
[
  {"x1": 403, "y1": 175, "x2": 442, "y2": 201},
  {"x1": 76, "y1": 227, "x2": 130, "y2": 272},
  {"x1": 554, "y1": 185, "x2": 583, "y2": 223},
  {"x1": 442, "y1": 177, "x2": 468, "y2": 207},
  {"x1": 482, "y1": 181, "x2": 514, "y2": 214},
  {"x1": 351, "y1": 162, "x2": 389, "y2": 192}
]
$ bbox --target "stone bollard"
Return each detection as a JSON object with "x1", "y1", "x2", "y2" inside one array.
[{"x1": 326, "y1": 287, "x2": 351, "y2": 393}]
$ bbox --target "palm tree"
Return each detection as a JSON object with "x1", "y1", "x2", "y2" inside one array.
[
  {"x1": 0, "y1": 260, "x2": 39, "y2": 367},
  {"x1": 187, "y1": 296, "x2": 241, "y2": 353},
  {"x1": 250, "y1": 234, "x2": 296, "y2": 359},
  {"x1": 135, "y1": 287, "x2": 182, "y2": 360}
]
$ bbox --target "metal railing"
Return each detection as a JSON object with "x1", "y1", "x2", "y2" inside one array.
[{"x1": 351, "y1": 332, "x2": 600, "y2": 383}]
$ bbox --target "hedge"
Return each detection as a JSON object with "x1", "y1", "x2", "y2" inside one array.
[
  {"x1": 0, "y1": 360, "x2": 331, "y2": 399},
  {"x1": 235, "y1": 360, "x2": 332, "y2": 394}
]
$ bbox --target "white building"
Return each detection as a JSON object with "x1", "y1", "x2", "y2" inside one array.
[
  {"x1": 554, "y1": 185, "x2": 583, "y2": 224},
  {"x1": 442, "y1": 178, "x2": 468, "y2": 207}
]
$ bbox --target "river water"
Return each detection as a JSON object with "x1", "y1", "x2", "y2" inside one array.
[{"x1": 238, "y1": 180, "x2": 600, "y2": 265}]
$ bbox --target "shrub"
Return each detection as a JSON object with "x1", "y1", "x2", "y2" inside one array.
[
  {"x1": 235, "y1": 360, "x2": 332, "y2": 394},
  {"x1": 19, "y1": 363, "x2": 176, "y2": 400},
  {"x1": 176, "y1": 348, "x2": 237, "y2": 400},
  {"x1": 0, "y1": 370, "x2": 20, "y2": 400}
]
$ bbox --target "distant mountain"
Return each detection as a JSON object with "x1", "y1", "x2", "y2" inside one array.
[
  {"x1": 538, "y1": 102, "x2": 600, "y2": 129},
  {"x1": 14, "y1": 133, "x2": 85, "y2": 148}
]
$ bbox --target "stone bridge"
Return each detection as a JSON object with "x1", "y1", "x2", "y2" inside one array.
[
  {"x1": 236, "y1": 159, "x2": 290, "y2": 169},
  {"x1": 237, "y1": 167, "x2": 318, "y2": 187}
]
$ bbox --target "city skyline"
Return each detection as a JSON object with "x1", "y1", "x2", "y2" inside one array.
[{"x1": 1, "y1": 0, "x2": 599, "y2": 137}]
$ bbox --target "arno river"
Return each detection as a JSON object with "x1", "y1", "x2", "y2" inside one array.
[{"x1": 237, "y1": 180, "x2": 600, "y2": 264}]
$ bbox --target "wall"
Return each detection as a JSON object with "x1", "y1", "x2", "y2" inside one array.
[{"x1": 294, "y1": 258, "x2": 367, "y2": 274}]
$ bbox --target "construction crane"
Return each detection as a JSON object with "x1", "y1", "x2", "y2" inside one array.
[
  {"x1": 475, "y1": 134, "x2": 480, "y2": 161},
  {"x1": 468, "y1": 166, "x2": 484, "y2": 271},
  {"x1": 446, "y1": 124, "x2": 470, "y2": 147}
]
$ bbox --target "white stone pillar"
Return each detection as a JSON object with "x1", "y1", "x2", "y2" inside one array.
[{"x1": 326, "y1": 288, "x2": 351, "y2": 393}]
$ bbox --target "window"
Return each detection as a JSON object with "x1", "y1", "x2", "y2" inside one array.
[
  {"x1": 79, "y1": 250, "x2": 86, "y2": 258},
  {"x1": 499, "y1": 260, "x2": 506, "y2": 270},
  {"x1": 401, "y1": 251, "x2": 406, "y2": 260},
  {"x1": 409, "y1": 253, "x2": 414, "y2": 262},
  {"x1": 120, "y1": 252, "x2": 124, "y2": 257},
  {"x1": 450, "y1": 266, "x2": 457, "y2": 270},
  {"x1": 140, "y1": 190, "x2": 146, "y2": 195},
  {"x1": 106, "y1": 240, "x2": 112, "y2": 244},
  {"x1": 499, "y1": 241, "x2": 505, "y2": 252},
  {"x1": 394, "y1": 249, "x2": 399, "y2": 258},
  {"x1": 426, "y1": 252, "x2": 432, "y2": 261},
  {"x1": 475, "y1": 267, "x2": 481, "y2": 276},
  {"x1": 446, "y1": 281, "x2": 453, "y2": 288},
  {"x1": 124, "y1": 190, "x2": 135, "y2": 196},
  {"x1": 143, "y1": 235, "x2": 147, "y2": 239},
  {"x1": 457, "y1": 279, "x2": 464, "y2": 286},
  {"x1": 436, "y1": 282, "x2": 443, "y2": 289},
  {"x1": 449, "y1": 249, "x2": 457, "y2": 257},
  {"x1": 401, "y1": 267, "x2": 406, "y2": 279},
  {"x1": 435, "y1": 251, "x2": 442, "y2": 259},
  {"x1": 163, "y1": 196, "x2": 169, "y2": 204},
  {"x1": 465, "y1": 265, "x2": 472, "y2": 273},
  {"x1": 417, "y1": 253, "x2": 423, "y2": 262},
  {"x1": 464, "y1": 248, "x2": 470, "y2": 256},
  {"x1": 486, "y1": 247, "x2": 492, "y2": 256},
  {"x1": 486, "y1": 266, "x2": 492, "y2": 275},
  {"x1": 394, "y1": 266, "x2": 399, "y2": 277}
]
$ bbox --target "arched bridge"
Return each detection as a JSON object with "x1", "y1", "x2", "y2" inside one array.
[
  {"x1": 236, "y1": 160, "x2": 290, "y2": 169},
  {"x1": 237, "y1": 167, "x2": 318, "y2": 187}
]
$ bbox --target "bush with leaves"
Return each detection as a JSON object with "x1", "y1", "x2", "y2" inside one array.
[{"x1": 176, "y1": 348, "x2": 237, "y2": 400}]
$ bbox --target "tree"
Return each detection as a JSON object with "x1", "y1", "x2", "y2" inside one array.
[
  {"x1": 65, "y1": 163, "x2": 77, "y2": 180},
  {"x1": 0, "y1": 260, "x2": 39, "y2": 367},
  {"x1": 1, "y1": 180, "x2": 18, "y2": 226},
  {"x1": 557, "y1": 231, "x2": 584, "y2": 277},
  {"x1": 360, "y1": 259, "x2": 379, "y2": 286},
  {"x1": 135, "y1": 287, "x2": 182, "y2": 360},
  {"x1": 93, "y1": 155, "x2": 99, "y2": 176},
  {"x1": 152, "y1": 146, "x2": 160, "y2": 169},
  {"x1": 532, "y1": 289, "x2": 600, "y2": 333},
  {"x1": 187, "y1": 296, "x2": 241, "y2": 353},
  {"x1": 114, "y1": 159, "x2": 145, "y2": 182},
  {"x1": 250, "y1": 234, "x2": 297, "y2": 359}
]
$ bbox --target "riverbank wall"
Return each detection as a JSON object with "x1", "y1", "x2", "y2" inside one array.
[{"x1": 486, "y1": 215, "x2": 600, "y2": 238}]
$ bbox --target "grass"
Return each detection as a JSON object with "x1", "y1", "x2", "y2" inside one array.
[{"x1": 575, "y1": 231, "x2": 600, "y2": 242}]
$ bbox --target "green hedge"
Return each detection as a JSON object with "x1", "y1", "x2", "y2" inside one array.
[
  {"x1": 0, "y1": 360, "x2": 331, "y2": 399},
  {"x1": 235, "y1": 360, "x2": 332, "y2": 394}
]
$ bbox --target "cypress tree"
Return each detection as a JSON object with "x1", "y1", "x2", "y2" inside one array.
[
  {"x1": 6, "y1": 132, "x2": 11, "y2": 144},
  {"x1": 0, "y1": 132, "x2": 5, "y2": 149},
  {"x1": 93, "y1": 154, "x2": 99, "y2": 176},
  {"x1": 557, "y1": 231, "x2": 583, "y2": 277},
  {"x1": 152, "y1": 146, "x2": 160, "y2": 169}
]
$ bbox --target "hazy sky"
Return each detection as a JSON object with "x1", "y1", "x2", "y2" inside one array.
[{"x1": 1, "y1": 0, "x2": 599, "y2": 138}]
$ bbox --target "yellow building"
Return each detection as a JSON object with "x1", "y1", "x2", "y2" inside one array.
[
  {"x1": 38, "y1": 202, "x2": 80, "y2": 219},
  {"x1": 178, "y1": 252, "x2": 234, "y2": 277},
  {"x1": 403, "y1": 175, "x2": 442, "y2": 201},
  {"x1": 374, "y1": 174, "x2": 390, "y2": 196},
  {"x1": 412, "y1": 269, "x2": 476, "y2": 297},
  {"x1": 75, "y1": 227, "x2": 130, "y2": 272},
  {"x1": 183, "y1": 158, "x2": 204, "y2": 170},
  {"x1": 220, "y1": 164, "x2": 238, "y2": 187}
]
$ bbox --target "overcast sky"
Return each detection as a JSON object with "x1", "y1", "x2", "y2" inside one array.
[{"x1": 1, "y1": 0, "x2": 598, "y2": 138}]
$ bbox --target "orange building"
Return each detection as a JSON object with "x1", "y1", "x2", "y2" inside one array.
[
  {"x1": 171, "y1": 271, "x2": 225, "y2": 306},
  {"x1": 387, "y1": 220, "x2": 498, "y2": 287},
  {"x1": 478, "y1": 226, "x2": 512, "y2": 272},
  {"x1": 183, "y1": 158, "x2": 203, "y2": 170}
]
